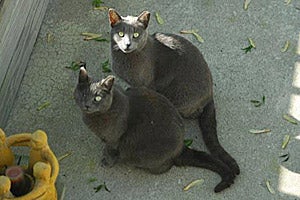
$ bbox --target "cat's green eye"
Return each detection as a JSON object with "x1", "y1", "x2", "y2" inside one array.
[
  {"x1": 133, "y1": 32, "x2": 139, "y2": 38},
  {"x1": 94, "y1": 96, "x2": 102, "y2": 102},
  {"x1": 118, "y1": 32, "x2": 124, "y2": 37}
]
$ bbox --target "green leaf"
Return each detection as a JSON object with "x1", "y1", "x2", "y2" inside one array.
[
  {"x1": 248, "y1": 129, "x2": 271, "y2": 134},
  {"x1": 284, "y1": 0, "x2": 292, "y2": 5},
  {"x1": 94, "y1": 182, "x2": 110, "y2": 193},
  {"x1": 265, "y1": 180, "x2": 275, "y2": 194},
  {"x1": 81, "y1": 32, "x2": 108, "y2": 42},
  {"x1": 155, "y1": 12, "x2": 164, "y2": 25},
  {"x1": 37, "y1": 102, "x2": 51, "y2": 111},
  {"x1": 57, "y1": 152, "x2": 72, "y2": 162},
  {"x1": 46, "y1": 32, "x2": 54, "y2": 43},
  {"x1": 250, "y1": 96, "x2": 265, "y2": 107},
  {"x1": 242, "y1": 38, "x2": 256, "y2": 53},
  {"x1": 244, "y1": 0, "x2": 251, "y2": 10},
  {"x1": 92, "y1": 0, "x2": 104, "y2": 7},
  {"x1": 281, "y1": 135, "x2": 290, "y2": 149},
  {"x1": 248, "y1": 38, "x2": 256, "y2": 48},
  {"x1": 184, "y1": 139, "x2": 193, "y2": 148},
  {"x1": 102, "y1": 59, "x2": 111, "y2": 73},
  {"x1": 283, "y1": 114, "x2": 298, "y2": 125},
  {"x1": 281, "y1": 40, "x2": 290, "y2": 53},
  {"x1": 65, "y1": 61, "x2": 81, "y2": 71},
  {"x1": 180, "y1": 30, "x2": 204, "y2": 43},
  {"x1": 192, "y1": 32, "x2": 204, "y2": 43},
  {"x1": 88, "y1": 178, "x2": 98, "y2": 183},
  {"x1": 92, "y1": 38, "x2": 109, "y2": 42},
  {"x1": 183, "y1": 179, "x2": 204, "y2": 191},
  {"x1": 242, "y1": 45, "x2": 254, "y2": 53}
]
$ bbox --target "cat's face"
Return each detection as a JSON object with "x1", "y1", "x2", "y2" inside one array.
[
  {"x1": 74, "y1": 67, "x2": 115, "y2": 114},
  {"x1": 109, "y1": 9, "x2": 150, "y2": 54}
]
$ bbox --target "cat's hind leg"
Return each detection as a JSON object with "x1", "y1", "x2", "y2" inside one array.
[{"x1": 199, "y1": 100, "x2": 240, "y2": 175}]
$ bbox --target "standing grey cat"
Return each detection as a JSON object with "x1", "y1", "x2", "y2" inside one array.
[
  {"x1": 108, "y1": 9, "x2": 240, "y2": 176},
  {"x1": 74, "y1": 65, "x2": 235, "y2": 192}
]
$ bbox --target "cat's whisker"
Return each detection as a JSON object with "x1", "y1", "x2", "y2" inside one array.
[{"x1": 113, "y1": 44, "x2": 119, "y2": 51}]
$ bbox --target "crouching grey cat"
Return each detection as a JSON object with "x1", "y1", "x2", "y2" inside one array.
[
  {"x1": 108, "y1": 9, "x2": 240, "y2": 176},
  {"x1": 74, "y1": 64, "x2": 235, "y2": 192}
]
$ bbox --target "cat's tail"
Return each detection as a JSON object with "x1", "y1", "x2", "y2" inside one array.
[
  {"x1": 174, "y1": 146, "x2": 235, "y2": 193},
  {"x1": 198, "y1": 100, "x2": 240, "y2": 175}
]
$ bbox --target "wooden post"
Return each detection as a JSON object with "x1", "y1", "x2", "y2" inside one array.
[{"x1": 0, "y1": 0, "x2": 49, "y2": 127}]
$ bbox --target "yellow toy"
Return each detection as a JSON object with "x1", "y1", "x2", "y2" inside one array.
[
  {"x1": 0, "y1": 129, "x2": 15, "y2": 169},
  {"x1": 0, "y1": 129, "x2": 59, "y2": 200}
]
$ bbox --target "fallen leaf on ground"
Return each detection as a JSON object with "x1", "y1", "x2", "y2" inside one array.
[
  {"x1": 60, "y1": 185, "x2": 66, "y2": 200},
  {"x1": 180, "y1": 30, "x2": 204, "y2": 43},
  {"x1": 283, "y1": 114, "x2": 298, "y2": 125},
  {"x1": 88, "y1": 178, "x2": 97, "y2": 183},
  {"x1": 184, "y1": 139, "x2": 193, "y2": 148},
  {"x1": 244, "y1": 0, "x2": 251, "y2": 10},
  {"x1": 281, "y1": 40, "x2": 290, "y2": 52},
  {"x1": 65, "y1": 61, "x2": 83, "y2": 71},
  {"x1": 94, "y1": 182, "x2": 110, "y2": 193},
  {"x1": 92, "y1": 0, "x2": 104, "y2": 7},
  {"x1": 102, "y1": 59, "x2": 111, "y2": 73},
  {"x1": 81, "y1": 32, "x2": 108, "y2": 42},
  {"x1": 155, "y1": 12, "x2": 164, "y2": 25},
  {"x1": 37, "y1": 102, "x2": 51, "y2": 111},
  {"x1": 183, "y1": 179, "x2": 204, "y2": 191},
  {"x1": 250, "y1": 96, "x2": 265, "y2": 107},
  {"x1": 281, "y1": 135, "x2": 290, "y2": 149},
  {"x1": 284, "y1": 0, "x2": 292, "y2": 5},
  {"x1": 265, "y1": 180, "x2": 275, "y2": 194},
  {"x1": 46, "y1": 32, "x2": 54, "y2": 43},
  {"x1": 58, "y1": 152, "x2": 72, "y2": 161},
  {"x1": 249, "y1": 129, "x2": 271, "y2": 134},
  {"x1": 242, "y1": 38, "x2": 256, "y2": 53},
  {"x1": 248, "y1": 38, "x2": 256, "y2": 48}
]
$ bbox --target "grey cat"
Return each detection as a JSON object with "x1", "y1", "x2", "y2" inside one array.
[
  {"x1": 108, "y1": 9, "x2": 240, "y2": 176},
  {"x1": 74, "y1": 64, "x2": 235, "y2": 192}
]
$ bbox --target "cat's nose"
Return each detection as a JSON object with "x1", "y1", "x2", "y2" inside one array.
[
  {"x1": 126, "y1": 43, "x2": 131, "y2": 48},
  {"x1": 85, "y1": 105, "x2": 90, "y2": 110}
]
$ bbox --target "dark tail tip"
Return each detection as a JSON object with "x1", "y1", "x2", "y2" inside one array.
[{"x1": 214, "y1": 180, "x2": 233, "y2": 193}]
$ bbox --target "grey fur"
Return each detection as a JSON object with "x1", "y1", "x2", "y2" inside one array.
[
  {"x1": 74, "y1": 68, "x2": 235, "y2": 192},
  {"x1": 109, "y1": 9, "x2": 240, "y2": 176}
]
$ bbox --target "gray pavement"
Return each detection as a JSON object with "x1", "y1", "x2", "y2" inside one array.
[{"x1": 4, "y1": 0, "x2": 300, "y2": 199}]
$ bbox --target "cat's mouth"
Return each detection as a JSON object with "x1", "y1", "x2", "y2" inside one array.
[
  {"x1": 121, "y1": 47, "x2": 135, "y2": 54},
  {"x1": 82, "y1": 108, "x2": 94, "y2": 114}
]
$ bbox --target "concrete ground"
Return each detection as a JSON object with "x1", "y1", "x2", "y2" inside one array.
[{"x1": 3, "y1": 0, "x2": 300, "y2": 199}]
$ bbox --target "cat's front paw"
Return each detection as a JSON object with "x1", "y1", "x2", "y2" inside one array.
[
  {"x1": 101, "y1": 146, "x2": 119, "y2": 168},
  {"x1": 101, "y1": 157, "x2": 116, "y2": 168}
]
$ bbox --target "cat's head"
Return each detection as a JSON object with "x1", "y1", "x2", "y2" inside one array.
[
  {"x1": 108, "y1": 9, "x2": 150, "y2": 53},
  {"x1": 74, "y1": 65, "x2": 115, "y2": 114}
]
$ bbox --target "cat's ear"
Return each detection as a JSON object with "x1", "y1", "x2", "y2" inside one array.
[
  {"x1": 108, "y1": 9, "x2": 122, "y2": 27},
  {"x1": 137, "y1": 11, "x2": 150, "y2": 29},
  {"x1": 100, "y1": 75, "x2": 115, "y2": 91},
  {"x1": 79, "y1": 66, "x2": 90, "y2": 84}
]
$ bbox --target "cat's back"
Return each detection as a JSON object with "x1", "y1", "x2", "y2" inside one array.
[
  {"x1": 151, "y1": 32, "x2": 201, "y2": 56},
  {"x1": 120, "y1": 87, "x2": 184, "y2": 165},
  {"x1": 125, "y1": 87, "x2": 184, "y2": 135},
  {"x1": 125, "y1": 87, "x2": 182, "y2": 119}
]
